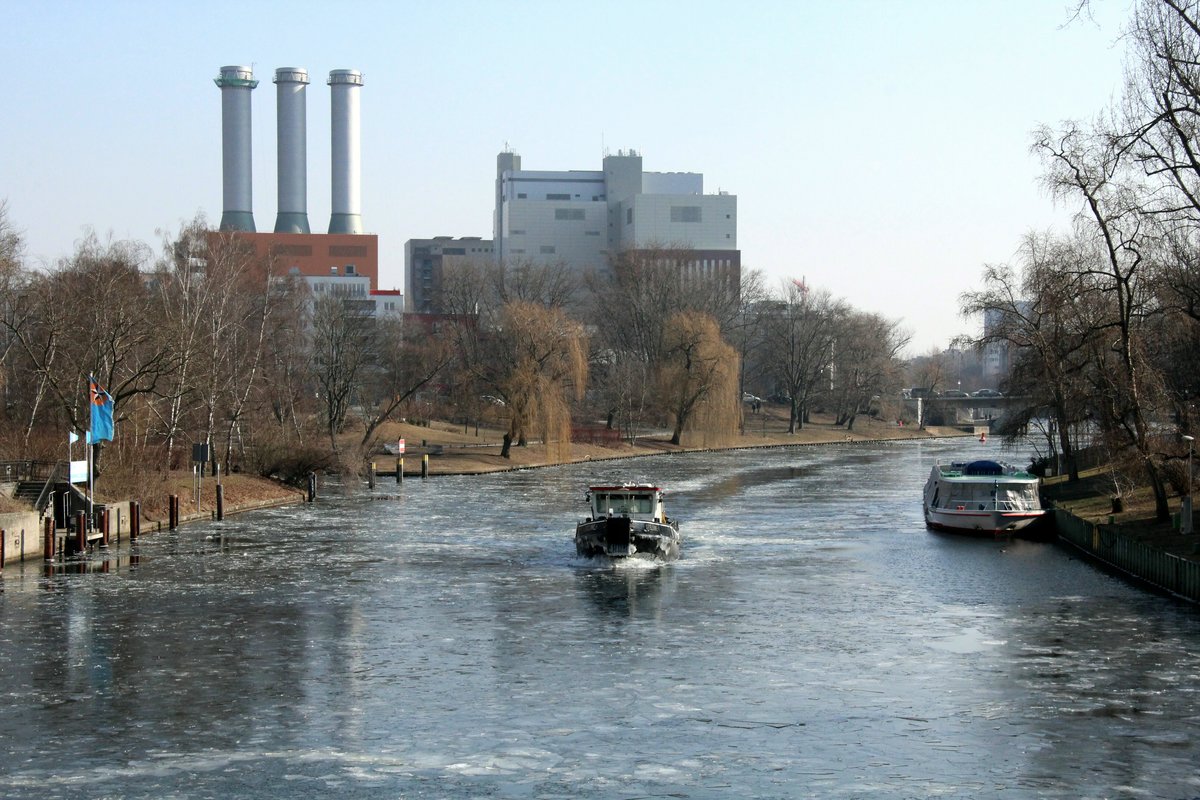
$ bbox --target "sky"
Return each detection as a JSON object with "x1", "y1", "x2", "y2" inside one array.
[{"x1": 1, "y1": 0, "x2": 1132, "y2": 353}]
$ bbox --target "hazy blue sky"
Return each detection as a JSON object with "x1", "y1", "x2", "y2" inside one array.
[{"x1": 1, "y1": 0, "x2": 1130, "y2": 352}]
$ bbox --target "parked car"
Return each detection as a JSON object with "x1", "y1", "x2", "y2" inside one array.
[
  {"x1": 742, "y1": 393, "x2": 762, "y2": 404},
  {"x1": 942, "y1": 389, "x2": 970, "y2": 398},
  {"x1": 971, "y1": 389, "x2": 1003, "y2": 398}
]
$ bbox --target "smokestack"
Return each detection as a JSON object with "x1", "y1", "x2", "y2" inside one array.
[
  {"x1": 327, "y1": 69, "x2": 363, "y2": 235},
  {"x1": 273, "y1": 67, "x2": 310, "y2": 234},
  {"x1": 214, "y1": 65, "x2": 258, "y2": 232}
]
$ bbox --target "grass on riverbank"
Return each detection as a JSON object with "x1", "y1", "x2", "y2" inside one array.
[
  {"x1": 2, "y1": 405, "x2": 969, "y2": 522},
  {"x1": 1043, "y1": 468, "x2": 1199, "y2": 561},
  {"x1": 376, "y1": 407, "x2": 969, "y2": 476}
]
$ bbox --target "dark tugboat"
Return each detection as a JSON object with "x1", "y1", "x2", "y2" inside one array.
[{"x1": 575, "y1": 483, "x2": 681, "y2": 561}]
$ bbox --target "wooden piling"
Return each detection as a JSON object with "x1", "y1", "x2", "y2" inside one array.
[
  {"x1": 216, "y1": 484, "x2": 224, "y2": 521},
  {"x1": 368, "y1": 461, "x2": 376, "y2": 489},
  {"x1": 100, "y1": 508, "x2": 110, "y2": 547},
  {"x1": 307, "y1": 472, "x2": 316, "y2": 502},
  {"x1": 396, "y1": 457, "x2": 402, "y2": 484},
  {"x1": 422, "y1": 454, "x2": 429, "y2": 478},
  {"x1": 131, "y1": 501, "x2": 140, "y2": 541},
  {"x1": 44, "y1": 518, "x2": 55, "y2": 561},
  {"x1": 1, "y1": 529, "x2": 5, "y2": 570},
  {"x1": 75, "y1": 511, "x2": 86, "y2": 554},
  {"x1": 169, "y1": 495, "x2": 179, "y2": 531}
]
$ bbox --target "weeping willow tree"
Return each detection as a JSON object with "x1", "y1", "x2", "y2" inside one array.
[
  {"x1": 495, "y1": 301, "x2": 588, "y2": 460},
  {"x1": 658, "y1": 311, "x2": 740, "y2": 447}
]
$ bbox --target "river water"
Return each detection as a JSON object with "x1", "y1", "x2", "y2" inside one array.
[{"x1": 1, "y1": 438, "x2": 1198, "y2": 799}]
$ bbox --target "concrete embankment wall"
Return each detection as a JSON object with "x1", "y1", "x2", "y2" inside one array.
[
  {"x1": 1055, "y1": 509, "x2": 1200, "y2": 603},
  {"x1": 1, "y1": 512, "x2": 42, "y2": 565}
]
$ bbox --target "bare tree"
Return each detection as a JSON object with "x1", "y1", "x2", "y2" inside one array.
[
  {"x1": 961, "y1": 232, "x2": 1098, "y2": 479},
  {"x1": 762, "y1": 281, "x2": 845, "y2": 433},
  {"x1": 310, "y1": 293, "x2": 376, "y2": 455},
  {"x1": 1033, "y1": 122, "x2": 1172, "y2": 519},
  {"x1": 827, "y1": 311, "x2": 908, "y2": 431},
  {"x1": 658, "y1": 311, "x2": 739, "y2": 446},
  {"x1": 484, "y1": 301, "x2": 589, "y2": 459}
]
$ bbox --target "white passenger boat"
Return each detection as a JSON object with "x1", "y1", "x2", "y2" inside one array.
[
  {"x1": 922, "y1": 460, "x2": 1048, "y2": 535},
  {"x1": 575, "y1": 483, "x2": 681, "y2": 561}
]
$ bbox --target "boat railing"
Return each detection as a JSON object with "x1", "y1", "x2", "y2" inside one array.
[{"x1": 942, "y1": 499, "x2": 1042, "y2": 512}]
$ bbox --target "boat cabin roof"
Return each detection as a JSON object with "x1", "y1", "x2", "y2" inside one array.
[
  {"x1": 937, "y1": 460, "x2": 1037, "y2": 480},
  {"x1": 587, "y1": 484, "x2": 661, "y2": 493}
]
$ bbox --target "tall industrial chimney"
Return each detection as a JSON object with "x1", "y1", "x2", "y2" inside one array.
[
  {"x1": 327, "y1": 69, "x2": 363, "y2": 235},
  {"x1": 273, "y1": 67, "x2": 310, "y2": 234},
  {"x1": 214, "y1": 65, "x2": 258, "y2": 232}
]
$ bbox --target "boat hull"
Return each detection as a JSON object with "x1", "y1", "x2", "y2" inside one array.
[
  {"x1": 923, "y1": 506, "x2": 1048, "y2": 535},
  {"x1": 575, "y1": 516, "x2": 681, "y2": 561}
]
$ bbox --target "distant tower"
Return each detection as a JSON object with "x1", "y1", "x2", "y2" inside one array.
[
  {"x1": 328, "y1": 69, "x2": 363, "y2": 234},
  {"x1": 214, "y1": 65, "x2": 258, "y2": 232},
  {"x1": 274, "y1": 67, "x2": 310, "y2": 234}
]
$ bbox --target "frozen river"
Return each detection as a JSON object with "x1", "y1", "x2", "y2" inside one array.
[{"x1": 1, "y1": 438, "x2": 1198, "y2": 798}]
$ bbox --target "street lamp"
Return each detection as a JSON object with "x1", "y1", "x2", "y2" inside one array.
[{"x1": 1183, "y1": 434, "x2": 1195, "y2": 536}]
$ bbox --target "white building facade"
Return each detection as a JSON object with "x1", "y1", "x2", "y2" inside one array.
[{"x1": 494, "y1": 150, "x2": 738, "y2": 274}]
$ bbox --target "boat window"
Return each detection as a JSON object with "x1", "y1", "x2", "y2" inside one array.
[{"x1": 593, "y1": 493, "x2": 653, "y2": 515}]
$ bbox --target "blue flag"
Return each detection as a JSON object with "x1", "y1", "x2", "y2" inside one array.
[{"x1": 89, "y1": 376, "x2": 114, "y2": 442}]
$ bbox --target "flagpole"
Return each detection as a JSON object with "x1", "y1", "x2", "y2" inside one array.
[
  {"x1": 87, "y1": 381, "x2": 93, "y2": 538},
  {"x1": 88, "y1": 431, "x2": 93, "y2": 538}
]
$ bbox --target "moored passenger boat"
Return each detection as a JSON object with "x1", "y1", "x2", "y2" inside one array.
[
  {"x1": 923, "y1": 460, "x2": 1047, "y2": 535},
  {"x1": 575, "y1": 483, "x2": 681, "y2": 561}
]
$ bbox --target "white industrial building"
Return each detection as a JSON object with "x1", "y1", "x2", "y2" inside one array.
[{"x1": 494, "y1": 149, "x2": 738, "y2": 273}]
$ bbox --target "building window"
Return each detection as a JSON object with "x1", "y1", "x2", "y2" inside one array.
[
  {"x1": 330, "y1": 266, "x2": 338, "y2": 275},
  {"x1": 540, "y1": 245, "x2": 556, "y2": 254},
  {"x1": 288, "y1": 266, "x2": 301, "y2": 275},
  {"x1": 510, "y1": 229, "x2": 525, "y2": 235},
  {"x1": 585, "y1": 230, "x2": 600, "y2": 236},
  {"x1": 547, "y1": 193, "x2": 570, "y2": 200},
  {"x1": 345, "y1": 264, "x2": 356, "y2": 275},
  {"x1": 671, "y1": 206, "x2": 702, "y2": 223},
  {"x1": 517, "y1": 193, "x2": 527, "y2": 199},
  {"x1": 554, "y1": 208, "x2": 585, "y2": 221}
]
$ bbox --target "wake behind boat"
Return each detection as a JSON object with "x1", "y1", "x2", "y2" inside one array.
[
  {"x1": 575, "y1": 483, "x2": 681, "y2": 561},
  {"x1": 923, "y1": 460, "x2": 1048, "y2": 536}
]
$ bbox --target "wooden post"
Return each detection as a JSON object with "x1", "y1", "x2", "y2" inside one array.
[
  {"x1": 307, "y1": 472, "x2": 316, "y2": 502},
  {"x1": 368, "y1": 461, "x2": 376, "y2": 489},
  {"x1": 75, "y1": 511, "x2": 86, "y2": 554},
  {"x1": 100, "y1": 508, "x2": 110, "y2": 547},
  {"x1": 422, "y1": 454, "x2": 429, "y2": 478},
  {"x1": 216, "y1": 484, "x2": 224, "y2": 521},
  {"x1": 169, "y1": 495, "x2": 179, "y2": 531},
  {"x1": 1, "y1": 529, "x2": 5, "y2": 570},
  {"x1": 44, "y1": 517, "x2": 55, "y2": 561},
  {"x1": 131, "y1": 501, "x2": 140, "y2": 541},
  {"x1": 396, "y1": 457, "x2": 402, "y2": 484}
]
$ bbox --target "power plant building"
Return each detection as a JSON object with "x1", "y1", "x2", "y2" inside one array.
[
  {"x1": 213, "y1": 65, "x2": 388, "y2": 307},
  {"x1": 405, "y1": 150, "x2": 740, "y2": 314},
  {"x1": 494, "y1": 149, "x2": 739, "y2": 277}
]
